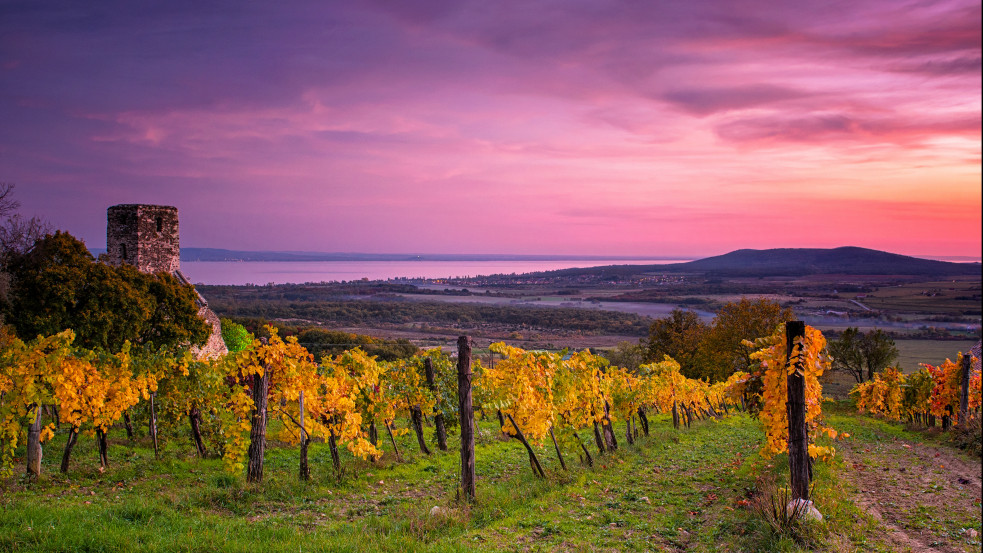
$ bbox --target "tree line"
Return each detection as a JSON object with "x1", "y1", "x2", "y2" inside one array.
[{"x1": 634, "y1": 300, "x2": 903, "y2": 385}]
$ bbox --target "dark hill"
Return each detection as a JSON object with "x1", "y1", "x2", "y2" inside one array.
[
  {"x1": 536, "y1": 247, "x2": 981, "y2": 278},
  {"x1": 676, "y1": 247, "x2": 981, "y2": 276}
]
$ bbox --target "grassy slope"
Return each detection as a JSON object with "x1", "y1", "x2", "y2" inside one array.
[{"x1": 1, "y1": 409, "x2": 979, "y2": 553}]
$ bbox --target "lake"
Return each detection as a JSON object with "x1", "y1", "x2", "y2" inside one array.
[{"x1": 180, "y1": 259, "x2": 688, "y2": 285}]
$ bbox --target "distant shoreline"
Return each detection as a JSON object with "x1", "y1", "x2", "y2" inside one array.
[
  {"x1": 85, "y1": 247, "x2": 981, "y2": 264},
  {"x1": 88, "y1": 247, "x2": 695, "y2": 263}
]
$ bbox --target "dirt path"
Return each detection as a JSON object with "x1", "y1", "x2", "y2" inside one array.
[{"x1": 837, "y1": 426, "x2": 982, "y2": 553}]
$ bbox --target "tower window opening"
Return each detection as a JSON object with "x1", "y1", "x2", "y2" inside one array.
[
  {"x1": 156, "y1": 217, "x2": 163, "y2": 232},
  {"x1": 121, "y1": 243, "x2": 128, "y2": 261}
]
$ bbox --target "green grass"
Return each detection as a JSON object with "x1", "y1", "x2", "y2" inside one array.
[{"x1": 1, "y1": 408, "x2": 978, "y2": 552}]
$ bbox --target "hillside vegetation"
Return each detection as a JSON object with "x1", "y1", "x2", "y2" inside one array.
[{"x1": 2, "y1": 407, "x2": 979, "y2": 552}]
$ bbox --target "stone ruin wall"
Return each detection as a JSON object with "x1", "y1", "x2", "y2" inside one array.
[
  {"x1": 106, "y1": 204, "x2": 180, "y2": 274},
  {"x1": 191, "y1": 306, "x2": 229, "y2": 360},
  {"x1": 106, "y1": 204, "x2": 227, "y2": 359}
]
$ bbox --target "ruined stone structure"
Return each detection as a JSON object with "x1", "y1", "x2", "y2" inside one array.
[
  {"x1": 106, "y1": 204, "x2": 227, "y2": 359},
  {"x1": 107, "y1": 204, "x2": 181, "y2": 274}
]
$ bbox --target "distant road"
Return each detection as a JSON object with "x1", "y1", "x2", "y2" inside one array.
[{"x1": 850, "y1": 299, "x2": 873, "y2": 312}]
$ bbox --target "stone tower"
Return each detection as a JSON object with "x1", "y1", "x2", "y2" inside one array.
[
  {"x1": 105, "y1": 204, "x2": 227, "y2": 358},
  {"x1": 107, "y1": 204, "x2": 180, "y2": 274}
]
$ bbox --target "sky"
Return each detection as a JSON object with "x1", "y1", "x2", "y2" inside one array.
[{"x1": 1, "y1": 0, "x2": 980, "y2": 258}]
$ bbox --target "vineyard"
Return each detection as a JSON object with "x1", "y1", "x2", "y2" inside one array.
[{"x1": 1, "y1": 323, "x2": 981, "y2": 552}]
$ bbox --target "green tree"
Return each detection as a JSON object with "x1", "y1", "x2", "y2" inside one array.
[
  {"x1": 294, "y1": 327, "x2": 418, "y2": 361},
  {"x1": 4, "y1": 231, "x2": 208, "y2": 352},
  {"x1": 828, "y1": 327, "x2": 899, "y2": 383},
  {"x1": 644, "y1": 309, "x2": 709, "y2": 379},
  {"x1": 701, "y1": 298, "x2": 795, "y2": 381},
  {"x1": 606, "y1": 340, "x2": 645, "y2": 373},
  {"x1": 220, "y1": 319, "x2": 253, "y2": 353}
]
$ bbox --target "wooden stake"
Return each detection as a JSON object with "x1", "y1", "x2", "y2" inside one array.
[
  {"x1": 959, "y1": 353, "x2": 972, "y2": 425},
  {"x1": 246, "y1": 368, "x2": 270, "y2": 483},
  {"x1": 457, "y1": 336, "x2": 476, "y2": 502},
  {"x1": 785, "y1": 321, "x2": 810, "y2": 501},
  {"x1": 299, "y1": 390, "x2": 309, "y2": 481},
  {"x1": 149, "y1": 392, "x2": 159, "y2": 459},
  {"x1": 26, "y1": 404, "x2": 42, "y2": 480}
]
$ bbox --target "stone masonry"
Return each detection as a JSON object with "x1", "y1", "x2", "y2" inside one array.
[
  {"x1": 106, "y1": 204, "x2": 227, "y2": 359},
  {"x1": 107, "y1": 204, "x2": 180, "y2": 274}
]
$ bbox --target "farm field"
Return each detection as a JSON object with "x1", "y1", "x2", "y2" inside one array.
[
  {"x1": 858, "y1": 279, "x2": 981, "y2": 317},
  {"x1": 1, "y1": 406, "x2": 979, "y2": 553},
  {"x1": 894, "y1": 340, "x2": 980, "y2": 371}
]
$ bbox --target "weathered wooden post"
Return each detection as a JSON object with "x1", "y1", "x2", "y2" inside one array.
[
  {"x1": 26, "y1": 404, "x2": 43, "y2": 480},
  {"x1": 246, "y1": 342, "x2": 271, "y2": 483},
  {"x1": 424, "y1": 357, "x2": 449, "y2": 451},
  {"x1": 149, "y1": 392, "x2": 159, "y2": 459},
  {"x1": 299, "y1": 390, "x2": 309, "y2": 481},
  {"x1": 785, "y1": 321, "x2": 810, "y2": 501},
  {"x1": 958, "y1": 353, "x2": 972, "y2": 426},
  {"x1": 457, "y1": 335, "x2": 476, "y2": 502}
]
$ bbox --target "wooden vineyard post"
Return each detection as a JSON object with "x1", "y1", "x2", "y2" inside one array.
[
  {"x1": 959, "y1": 353, "x2": 972, "y2": 426},
  {"x1": 149, "y1": 392, "x2": 160, "y2": 459},
  {"x1": 785, "y1": 321, "x2": 809, "y2": 501},
  {"x1": 457, "y1": 335, "x2": 476, "y2": 502},
  {"x1": 246, "y1": 363, "x2": 271, "y2": 483},
  {"x1": 424, "y1": 357, "x2": 449, "y2": 451},
  {"x1": 299, "y1": 390, "x2": 309, "y2": 481},
  {"x1": 26, "y1": 404, "x2": 43, "y2": 480}
]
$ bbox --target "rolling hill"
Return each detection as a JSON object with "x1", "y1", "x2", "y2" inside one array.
[{"x1": 538, "y1": 247, "x2": 981, "y2": 278}]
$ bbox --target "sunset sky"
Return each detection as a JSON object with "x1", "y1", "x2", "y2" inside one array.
[{"x1": 1, "y1": 0, "x2": 980, "y2": 258}]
